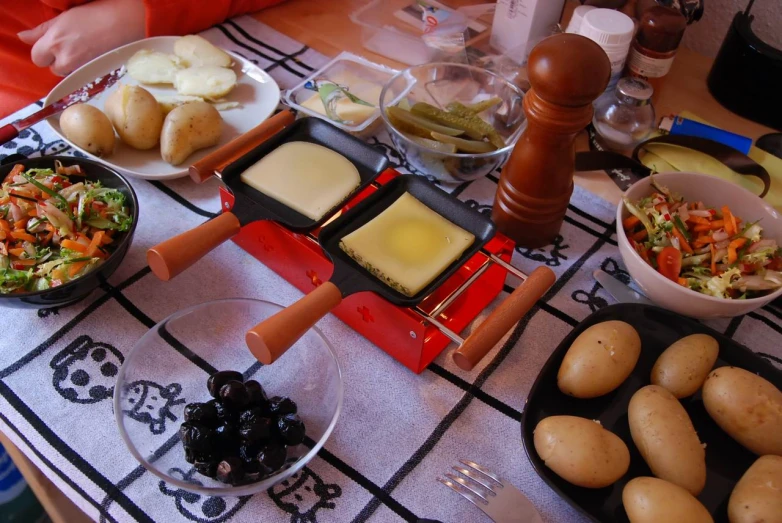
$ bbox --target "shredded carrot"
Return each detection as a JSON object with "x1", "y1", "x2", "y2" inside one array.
[
  {"x1": 8, "y1": 247, "x2": 25, "y2": 257},
  {"x1": 709, "y1": 220, "x2": 725, "y2": 230},
  {"x1": 710, "y1": 243, "x2": 717, "y2": 275},
  {"x1": 727, "y1": 238, "x2": 747, "y2": 264},
  {"x1": 68, "y1": 261, "x2": 88, "y2": 278},
  {"x1": 41, "y1": 224, "x2": 54, "y2": 247},
  {"x1": 0, "y1": 219, "x2": 10, "y2": 233},
  {"x1": 61, "y1": 239, "x2": 87, "y2": 253},
  {"x1": 677, "y1": 277, "x2": 688, "y2": 286},
  {"x1": 0, "y1": 231, "x2": 5, "y2": 241},
  {"x1": 673, "y1": 227, "x2": 693, "y2": 253},
  {"x1": 85, "y1": 231, "x2": 104, "y2": 258},
  {"x1": 13, "y1": 258, "x2": 36, "y2": 266},
  {"x1": 10, "y1": 231, "x2": 36, "y2": 243},
  {"x1": 722, "y1": 206, "x2": 737, "y2": 236},
  {"x1": 693, "y1": 224, "x2": 712, "y2": 232},
  {"x1": 693, "y1": 235, "x2": 716, "y2": 246},
  {"x1": 26, "y1": 209, "x2": 37, "y2": 217},
  {"x1": 632, "y1": 229, "x2": 648, "y2": 241},
  {"x1": 623, "y1": 216, "x2": 640, "y2": 230},
  {"x1": 13, "y1": 219, "x2": 27, "y2": 230},
  {"x1": 687, "y1": 216, "x2": 710, "y2": 225}
]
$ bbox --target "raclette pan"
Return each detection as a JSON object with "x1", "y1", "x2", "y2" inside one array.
[
  {"x1": 245, "y1": 174, "x2": 556, "y2": 366},
  {"x1": 147, "y1": 116, "x2": 388, "y2": 281}
]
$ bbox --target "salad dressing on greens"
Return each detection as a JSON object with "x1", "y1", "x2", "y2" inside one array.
[
  {"x1": 623, "y1": 180, "x2": 781, "y2": 299},
  {"x1": 0, "y1": 162, "x2": 133, "y2": 294}
]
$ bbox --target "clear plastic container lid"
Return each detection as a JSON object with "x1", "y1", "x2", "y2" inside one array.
[
  {"x1": 349, "y1": 0, "x2": 493, "y2": 65},
  {"x1": 283, "y1": 52, "x2": 400, "y2": 134}
]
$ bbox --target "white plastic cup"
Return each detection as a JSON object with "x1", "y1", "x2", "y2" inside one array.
[{"x1": 579, "y1": 9, "x2": 635, "y2": 93}]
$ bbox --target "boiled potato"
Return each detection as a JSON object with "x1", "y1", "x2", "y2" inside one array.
[
  {"x1": 174, "y1": 66, "x2": 237, "y2": 100},
  {"x1": 174, "y1": 35, "x2": 232, "y2": 67},
  {"x1": 59, "y1": 103, "x2": 115, "y2": 157},
  {"x1": 651, "y1": 334, "x2": 719, "y2": 398},
  {"x1": 728, "y1": 455, "x2": 782, "y2": 523},
  {"x1": 533, "y1": 415, "x2": 630, "y2": 488},
  {"x1": 622, "y1": 477, "x2": 713, "y2": 523},
  {"x1": 104, "y1": 85, "x2": 163, "y2": 150},
  {"x1": 628, "y1": 385, "x2": 706, "y2": 495},
  {"x1": 155, "y1": 95, "x2": 204, "y2": 115},
  {"x1": 557, "y1": 320, "x2": 641, "y2": 398},
  {"x1": 160, "y1": 101, "x2": 222, "y2": 166},
  {"x1": 702, "y1": 366, "x2": 782, "y2": 455},
  {"x1": 127, "y1": 50, "x2": 183, "y2": 84}
]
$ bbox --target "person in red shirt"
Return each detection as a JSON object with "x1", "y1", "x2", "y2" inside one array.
[{"x1": 1, "y1": 0, "x2": 285, "y2": 118}]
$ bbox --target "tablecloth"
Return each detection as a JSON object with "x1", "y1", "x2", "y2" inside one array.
[{"x1": 1, "y1": 16, "x2": 780, "y2": 523}]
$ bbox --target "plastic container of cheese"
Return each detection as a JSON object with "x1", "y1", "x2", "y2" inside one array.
[{"x1": 283, "y1": 52, "x2": 400, "y2": 136}]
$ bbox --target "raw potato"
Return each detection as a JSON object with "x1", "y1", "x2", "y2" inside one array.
[
  {"x1": 174, "y1": 35, "x2": 232, "y2": 67},
  {"x1": 160, "y1": 101, "x2": 222, "y2": 166},
  {"x1": 629, "y1": 385, "x2": 706, "y2": 495},
  {"x1": 622, "y1": 477, "x2": 713, "y2": 523},
  {"x1": 104, "y1": 85, "x2": 163, "y2": 150},
  {"x1": 728, "y1": 455, "x2": 782, "y2": 523},
  {"x1": 651, "y1": 334, "x2": 719, "y2": 398},
  {"x1": 59, "y1": 103, "x2": 115, "y2": 157},
  {"x1": 557, "y1": 320, "x2": 641, "y2": 398},
  {"x1": 127, "y1": 50, "x2": 183, "y2": 84},
  {"x1": 702, "y1": 366, "x2": 782, "y2": 455},
  {"x1": 533, "y1": 415, "x2": 630, "y2": 488},
  {"x1": 174, "y1": 66, "x2": 237, "y2": 99}
]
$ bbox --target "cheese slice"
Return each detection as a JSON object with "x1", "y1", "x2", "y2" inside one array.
[
  {"x1": 240, "y1": 141, "x2": 360, "y2": 221},
  {"x1": 340, "y1": 192, "x2": 475, "y2": 297}
]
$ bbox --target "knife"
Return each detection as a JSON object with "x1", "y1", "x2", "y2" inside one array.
[
  {"x1": 0, "y1": 65, "x2": 126, "y2": 146},
  {"x1": 594, "y1": 269, "x2": 654, "y2": 305}
]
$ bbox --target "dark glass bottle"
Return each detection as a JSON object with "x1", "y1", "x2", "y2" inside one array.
[{"x1": 626, "y1": 5, "x2": 687, "y2": 95}]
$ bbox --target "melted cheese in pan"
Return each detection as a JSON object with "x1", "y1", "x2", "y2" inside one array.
[
  {"x1": 340, "y1": 192, "x2": 475, "y2": 297},
  {"x1": 240, "y1": 141, "x2": 360, "y2": 221}
]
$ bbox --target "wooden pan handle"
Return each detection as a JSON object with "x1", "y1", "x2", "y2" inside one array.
[
  {"x1": 246, "y1": 282, "x2": 343, "y2": 364},
  {"x1": 147, "y1": 212, "x2": 241, "y2": 281},
  {"x1": 189, "y1": 110, "x2": 296, "y2": 183},
  {"x1": 453, "y1": 266, "x2": 556, "y2": 371}
]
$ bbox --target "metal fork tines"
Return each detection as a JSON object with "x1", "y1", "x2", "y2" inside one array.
[{"x1": 437, "y1": 460, "x2": 542, "y2": 523}]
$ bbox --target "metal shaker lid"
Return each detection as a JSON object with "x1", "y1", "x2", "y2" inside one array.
[{"x1": 616, "y1": 77, "x2": 654, "y2": 104}]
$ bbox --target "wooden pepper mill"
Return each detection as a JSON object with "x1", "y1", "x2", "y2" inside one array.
[{"x1": 492, "y1": 34, "x2": 611, "y2": 247}]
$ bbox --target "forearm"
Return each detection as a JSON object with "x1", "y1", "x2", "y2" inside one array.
[{"x1": 143, "y1": 0, "x2": 287, "y2": 37}]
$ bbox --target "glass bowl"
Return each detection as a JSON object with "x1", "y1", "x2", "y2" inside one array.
[
  {"x1": 379, "y1": 62, "x2": 526, "y2": 184},
  {"x1": 114, "y1": 298, "x2": 343, "y2": 496}
]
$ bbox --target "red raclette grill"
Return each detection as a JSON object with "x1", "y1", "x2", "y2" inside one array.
[{"x1": 149, "y1": 111, "x2": 555, "y2": 374}]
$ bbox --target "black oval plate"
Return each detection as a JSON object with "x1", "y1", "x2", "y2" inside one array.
[{"x1": 520, "y1": 303, "x2": 782, "y2": 523}]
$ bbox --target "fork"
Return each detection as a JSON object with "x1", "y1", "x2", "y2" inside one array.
[{"x1": 437, "y1": 460, "x2": 543, "y2": 523}]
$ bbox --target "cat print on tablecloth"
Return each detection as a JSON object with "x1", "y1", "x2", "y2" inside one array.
[
  {"x1": 160, "y1": 467, "x2": 250, "y2": 522},
  {"x1": 571, "y1": 257, "x2": 632, "y2": 312},
  {"x1": 50, "y1": 335, "x2": 185, "y2": 434},
  {"x1": 269, "y1": 467, "x2": 341, "y2": 523},
  {"x1": 0, "y1": 126, "x2": 79, "y2": 161}
]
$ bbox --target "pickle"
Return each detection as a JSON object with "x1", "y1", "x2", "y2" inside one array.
[
  {"x1": 440, "y1": 101, "x2": 507, "y2": 149},
  {"x1": 430, "y1": 132, "x2": 497, "y2": 154},
  {"x1": 464, "y1": 97, "x2": 502, "y2": 114},
  {"x1": 402, "y1": 132, "x2": 458, "y2": 154},
  {"x1": 386, "y1": 106, "x2": 464, "y2": 139},
  {"x1": 411, "y1": 102, "x2": 502, "y2": 146}
]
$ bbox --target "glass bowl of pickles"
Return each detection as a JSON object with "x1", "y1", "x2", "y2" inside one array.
[{"x1": 379, "y1": 62, "x2": 526, "y2": 184}]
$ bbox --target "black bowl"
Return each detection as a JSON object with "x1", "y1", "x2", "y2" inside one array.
[{"x1": 0, "y1": 156, "x2": 138, "y2": 309}]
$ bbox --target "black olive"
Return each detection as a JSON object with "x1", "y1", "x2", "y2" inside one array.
[
  {"x1": 238, "y1": 407, "x2": 263, "y2": 426},
  {"x1": 257, "y1": 444, "x2": 287, "y2": 475},
  {"x1": 184, "y1": 402, "x2": 218, "y2": 426},
  {"x1": 194, "y1": 459, "x2": 219, "y2": 478},
  {"x1": 207, "y1": 370, "x2": 244, "y2": 398},
  {"x1": 207, "y1": 399, "x2": 235, "y2": 424},
  {"x1": 184, "y1": 447, "x2": 197, "y2": 464},
  {"x1": 219, "y1": 381, "x2": 250, "y2": 409},
  {"x1": 179, "y1": 423, "x2": 214, "y2": 451},
  {"x1": 238, "y1": 443, "x2": 259, "y2": 464},
  {"x1": 244, "y1": 380, "x2": 268, "y2": 406},
  {"x1": 216, "y1": 456, "x2": 244, "y2": 484},
  {"x1": 276, "y1": 414, "x2": 306, "y2": 446},
  {"x1": 239, "y1": 418, "x2": 272, "y2": 444},
  {"x1": 214, "y1": 423, "x2": 238, "y2": 448},
  {"x1": 268, "y1": 396, "x2": 297, "y2": 417}
]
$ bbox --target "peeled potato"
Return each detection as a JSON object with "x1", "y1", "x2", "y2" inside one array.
[
  {"x1": 155, "y1": 95, "x2": 204, "y2": 115},
  {"x1": 174, "y1": 66, "x2": 237, "y2": 100},
  {"x1": 59, "y1": 103, "x2": 115, "y2": 157},
  {"x1": 127, "y1": 50, "x2": 183, "y2": 84},
  {"x1": 161, "y1": 101, "x2": 222, "y2": 165},
  {"x1": 104, "y1": 85, "x2": 163, "y2": 150},
  {"x1": 174, "y1": 35, "x2": 232, "y2": 67}
]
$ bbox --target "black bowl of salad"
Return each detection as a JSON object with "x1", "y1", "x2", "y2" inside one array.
[{"x1": 0, "y1": 156, "x2": 137, "y2": 309}]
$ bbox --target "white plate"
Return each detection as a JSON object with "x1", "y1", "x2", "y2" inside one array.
[{"x1": 44, "y1": 36, "x2": 280, "y2": 180}]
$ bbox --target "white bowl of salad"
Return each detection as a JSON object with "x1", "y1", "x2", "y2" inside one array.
[{"x1": 617, "y1": 172, "x2": 782, "y2": 318}]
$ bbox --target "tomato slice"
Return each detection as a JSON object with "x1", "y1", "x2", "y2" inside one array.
[{"x1": 656, "y1": 246, "x2": 682, "y2": 282}]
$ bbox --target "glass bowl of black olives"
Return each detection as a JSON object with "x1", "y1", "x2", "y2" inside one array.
[{"x1": 113, "y1": 298, "x2": 343, "y2": 496}]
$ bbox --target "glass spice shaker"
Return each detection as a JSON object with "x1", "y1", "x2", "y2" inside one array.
[{"x1": 592, "y1": 77, "x2": 656, "y2": 151}]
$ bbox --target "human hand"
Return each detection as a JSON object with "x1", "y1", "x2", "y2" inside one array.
[{"x1": 18, "y1": 0, "x2": 145, "y2": 77}]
